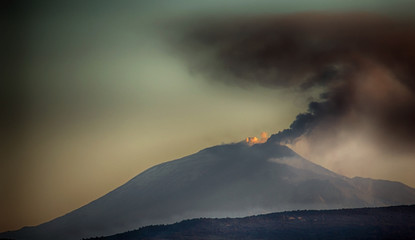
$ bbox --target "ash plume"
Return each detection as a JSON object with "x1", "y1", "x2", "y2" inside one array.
[{"x1": 169, "y1": 12, "x2": 415, "y2": 152}]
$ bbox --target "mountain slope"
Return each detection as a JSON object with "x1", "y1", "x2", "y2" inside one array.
[
  {"x1": 2, "y1": 142, "x2": 415, "y2": 240},
  {"x1": 88, "y1": 205, "x2": 415, "y2": 240}
]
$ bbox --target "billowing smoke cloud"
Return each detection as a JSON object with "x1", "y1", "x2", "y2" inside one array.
[{"x1": 169, "y1": 12, "x2": 415, "y2": 153}]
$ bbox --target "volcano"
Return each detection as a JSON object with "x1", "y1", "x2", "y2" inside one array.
[{"x1": 2, "y1": 142, "x2": 415, "y2": 240}]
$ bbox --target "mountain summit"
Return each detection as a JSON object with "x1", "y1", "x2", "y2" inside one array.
[{"x1": 2, "y1": 142, "x2": 415, "y2": 240}]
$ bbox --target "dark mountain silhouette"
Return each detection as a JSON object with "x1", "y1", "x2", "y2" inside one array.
[
  {"x1": 86, "y1": 205, "x2": 415, "y2": 240},
  {"x1": 1, "y1": 142, "x2": 415, "y2": 240}
]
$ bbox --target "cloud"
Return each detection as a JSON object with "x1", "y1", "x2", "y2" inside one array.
[{"x1": 169, "y1": 12, "x2": 415, "y2": 153}]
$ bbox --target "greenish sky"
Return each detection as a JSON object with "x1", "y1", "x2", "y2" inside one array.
[{"x1": 2, "y1": 0, "x2": 415, "y2": 232}]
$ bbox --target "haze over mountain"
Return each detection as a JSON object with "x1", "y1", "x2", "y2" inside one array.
[{"x1": 2, "y1": 142, "x2": 415, "y2": 240}]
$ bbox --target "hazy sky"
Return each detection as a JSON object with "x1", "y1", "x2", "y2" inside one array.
[{"x1": 2, "y1": 0, "x2": 415, "y2": 232}]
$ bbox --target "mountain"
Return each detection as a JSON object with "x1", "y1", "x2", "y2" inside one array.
[
  {"x1": 86, "y1": 205, "x2": 415, "y2": 240},
  {"x1": 2, "y1": 142, "x2": 415, "y2": 240}
]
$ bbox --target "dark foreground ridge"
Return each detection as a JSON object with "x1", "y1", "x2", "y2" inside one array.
[{"x1": 87, "y1": 205, "x2": 415, "y2": 240}]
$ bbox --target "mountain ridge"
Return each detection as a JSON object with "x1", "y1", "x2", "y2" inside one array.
[
  {"x1": 2, "y1": 142, "x2": 415, "y2": 240},
  {"x1": 85, "y1": 205, "x2": 415, "y2": 240}
]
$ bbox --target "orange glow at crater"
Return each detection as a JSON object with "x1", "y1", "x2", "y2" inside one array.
[{"x1": 246, "y1": 132, "x2": 268, "y2": 145}]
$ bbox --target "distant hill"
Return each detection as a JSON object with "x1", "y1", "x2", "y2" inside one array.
[
  {"x1": 2, "y1": 143, "x2": 415, "y2": 240},
  {"x1": 88, "y1": 205, "x2": 415, "y2": 240}
]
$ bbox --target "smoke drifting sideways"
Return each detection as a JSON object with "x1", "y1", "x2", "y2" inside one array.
[{"x1": 167, "y1": 12, "x2": 415, "y2": 166}]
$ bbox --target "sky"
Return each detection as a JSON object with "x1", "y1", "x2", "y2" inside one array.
[{"x1": 2, "y1": 0, "x2": 415, "y2": 233}]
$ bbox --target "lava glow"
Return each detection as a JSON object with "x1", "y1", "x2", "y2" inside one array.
[{"x1": 246, "y1": 132, "x2": 269, "y2": 145}]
